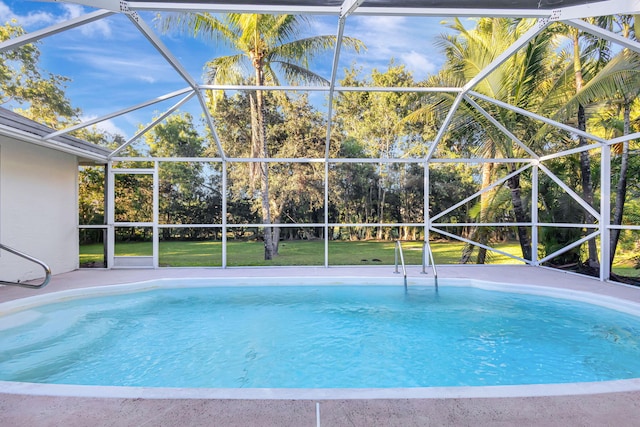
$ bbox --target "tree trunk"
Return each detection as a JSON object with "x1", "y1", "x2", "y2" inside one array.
[
  {"x1": 573, "y1": 30, "x2": 599, "y2": 267},
  {"x1": 377, "y1": 163, "x2": 385, "y2": 240},
  {"x1": 577, "y1": 104, "x2": 599, "y2": 266},
  {"x1": 476, "y1": 162, "x2": 493, "y2": 264},
  {"x1": 271, "y1": 223, "x2": 281, "y2": 256},
  {"x1": 271, "y1": 202, "x2": 283, "y2": 256},
  {"x1": 507, "y1": 168, "x2": 532, "y2": 261},
  {"x1": 609, "y1": 102, "x2": 631, "y2": 268},
  {"x1": 461, "y1": 162, "x2": 492, "y2": 264},
  {"x1": 477, "y1": 246, "x2": 487, "y2": 264},
  {"x1": 459, "y1": 229, "x2": 475, "y2": 264},
  {"x1": 251, "y1": 67, "x2": 274, "y2": 260},
  {"x1": 248, "y1": 94, "x2": 261, "y2": 188}
]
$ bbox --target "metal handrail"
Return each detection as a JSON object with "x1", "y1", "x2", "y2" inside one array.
[
  {"x1": 394, "y1": 240, "x2": 407, "y2": 289},
  {"x1": 0, "y1": 243, "x2": 51, "y2": 289},
  {"x1": 422, "y1": 240, "x2": 438, "y2": 288}
]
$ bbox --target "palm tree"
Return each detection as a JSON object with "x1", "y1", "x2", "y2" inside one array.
[
  {"x1": 415, "y1": 17, "x2": 555, "y2": 262},
  {"x1": 573, "y1": 39, "x2": 640, "y2": 272},
  {"x1": 160, "y1": 13, "x2": 362, "y2": 259},
  {"x1": 548, "y1": 17, "x2": 614, "y2": 268},
  {"x1": 546, "y1": 16, "x2": 639, "y2": 274}
]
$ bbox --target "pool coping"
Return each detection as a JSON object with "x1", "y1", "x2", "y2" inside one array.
[
  {"x1": 3, "y1": 378, "x2": 640, "y2": 400},
  {"x1": 1, "y1": 265, "x2": 640, "y2": 401}
]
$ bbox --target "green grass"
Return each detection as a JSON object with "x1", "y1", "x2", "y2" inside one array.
[
  {"x1": 80, "y1": 239, "x2": 639, "y2": 277},
  {"x1": 80, "y1": 239, "x2": 524, "y2": 267},
  {"x1": 610, "y1": 252, "x2": 640, "y2": 278},
  {"x1": 612, "y1": 267, "x2": 640, "y2": 278}
]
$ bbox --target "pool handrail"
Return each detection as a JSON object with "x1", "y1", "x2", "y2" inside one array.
[
  {"x1": 422, "y1": 240, "x2": 438, "y2": 288},
  {"x1": 394, "y1": 240, "x2": 407, "y2": 289},
  {"x1": 0, "y1": 243, "x2": 51, "y2": 289}
]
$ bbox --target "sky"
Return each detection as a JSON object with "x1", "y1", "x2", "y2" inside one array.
[{"x1": 2, "y1": 0, "x2": 454, "y2": 138}]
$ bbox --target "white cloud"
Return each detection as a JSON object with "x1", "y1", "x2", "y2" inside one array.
[
  {"x1": 0, "y1": 1, "x2": 55, "y2": 27},
  {"x1": 347, "y1": 16, "x2": 408, "y2": 57},
  {"x1": 340, "y1": 15, "x2": 445, "y2": 81},
  {"x1": 361, "y1": 16, "x2": 407, "y2": 32},
  {"x1": 96, "y1": 119, "x2": 126, "y2": 137},
  {"x1": 138, "y1": 75, "x2": 157, "y2": 84},
  {"x1": 307, "y1": 16, "x2": 340, "y2": 36},
  {"x1": 81, "y1": 115, "x2": 128, "y2": 138},
  {"x1": 0, "y1": 2, "x2": 111, "y2": 37},
  {"x1": 60, "y1": 4, "x2": 112, "y2": 38},
  {"x1": 59, "y1": 44, "x2": 179, "y2": 84},
  {"x1": 400, "y1": 50, "x2": 437, "y2": 79}
]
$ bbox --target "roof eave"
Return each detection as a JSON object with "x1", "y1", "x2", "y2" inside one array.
[{"x1": 0, "y1": 124, "x2": 109, "y2": 164}]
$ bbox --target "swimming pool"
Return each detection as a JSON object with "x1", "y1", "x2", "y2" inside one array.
[{"x1": 1, "y1": 277, "x2": 640, "y2": 394}]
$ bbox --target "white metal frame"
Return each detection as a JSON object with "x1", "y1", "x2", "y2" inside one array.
[
  {"x1": 7, "y1": 0, "x2": 640, "y2": 280},
  {"x1": 107, "y1": 166, "x2": 157, "y2": 267}
]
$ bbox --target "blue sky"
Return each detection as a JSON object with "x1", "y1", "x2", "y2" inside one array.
[{"x1": 3, "y1": 1, "x2": 453, "y2": 138}]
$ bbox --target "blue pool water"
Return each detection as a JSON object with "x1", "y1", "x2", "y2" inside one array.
[{"x1": 1, "y1": 282, "x2": 640, "y2": 388}]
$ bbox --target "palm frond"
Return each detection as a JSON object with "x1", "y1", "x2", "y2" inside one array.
[
  {"x1": 203, "y1": 54, "x2": 248, "y2": 111},
  {"x1": 261, "y1": 63, "x2": 281, "y2": 86},
  {"x1": 157, "y1": 12, "x2": 239, "y2": 49},
  {"x1": 268, "y1": 36, "x2": 333, "y2": 66},
  {"x1": 205, "y1": 53, "x2": 250, "y2": 85},
  {"x1": 271, "y1": 61, "x2": 329, "y2": 86},
  {"x1": 539, "y1": 56, "x2": 575, "y2": 114},
  {"x1": 547, "y1": 49, "x2": 640, "y2": 129},
  {"x1": 270, "y1": 35, "x2": 363, "y2": 65},
  {"x1": 577, "y1": 49, "x2": 640, "y2": 104},
  {"x1": 268, "y1": 14, "x2": 306, "y2": 45}
]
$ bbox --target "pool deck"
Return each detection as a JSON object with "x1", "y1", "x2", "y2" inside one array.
[{"x1": 2, "y1": 265, "x2": 640, "y2": 426}]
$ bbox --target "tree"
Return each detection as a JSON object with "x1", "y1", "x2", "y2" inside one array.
[
  {"x1": 328, "y1": 137, "x2": 379, "y2": 240},
  {"x1": 573, "y1": 16, "x2": 640, "y2": 272},
  {"x1": 543, "y1": 16, "x2": 639, "y2": 275},
  {"x1": 144, "y1": 113, "x2": 220, "y2": 237},
  {"x1": 546, "y1": 17, "x2": 615, "y2": 268},
  {"x1": 422, "y1": 18, "x2": 555, "y2": 262},
  {"x1": 78, "y1": 166, "x2": 106, "y2": 227},
  {"x1": 334, "y1": 63, "x2": 422, "y2": 239},
  {"x1": 207, "y1": 91, "x2": 267, "y2": 230},
  {"x1": 268, "y1": 94, "x2": 328, "y2": 246},
  {"x1": 537, "y1": 154, "x2": 585, "y2": 266},
  {"x1": 211, "y1": 91, "x2": 329, "y2": 249},
  {"x1": 0, "y1": 21, "x2": 79, "y2": 128},
  {"x1": 160, "y1": 13, "x2": 363, "y2": 259}
]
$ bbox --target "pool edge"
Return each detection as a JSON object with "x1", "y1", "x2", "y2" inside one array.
[
  {"x1": 3, "y1": 269, "x2": 640, "y2": 401},
  {"x1": 2, "y1": 378, "x2": 640, "y2": 400}
]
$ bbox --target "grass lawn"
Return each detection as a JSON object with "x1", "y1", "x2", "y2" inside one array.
[
  {"x1": 612, "y1": 267, "x2": 640, "y2": 278},
  {"x1": 80, "y1": 239, "x2": 639, "y2": 279},
  {"x1": 80, "y1": 239, "x2": 525, "y2": 267}
]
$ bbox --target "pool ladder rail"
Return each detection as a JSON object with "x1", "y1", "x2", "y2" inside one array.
[
  {"x1": 394, "y1": 240, "x2": 408, "y2": 289},
  {"x1": 0, "y1": 243, "x2": 51, "y2": 289},
  {"x1": 422, "y1": 240, "x2": 439, "y2": 288},
  {"x1": 394, "y1": 240, "x2": 438, "y2": 290}
]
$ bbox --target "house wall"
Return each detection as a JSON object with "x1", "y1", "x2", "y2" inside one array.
[{"x1": 0, "y1": 135, "x2": 78, "y2": 282}]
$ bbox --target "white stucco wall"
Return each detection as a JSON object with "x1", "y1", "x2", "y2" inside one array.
[{"x1": 0, "y1": 135, "x2": 78, "y2": 282}]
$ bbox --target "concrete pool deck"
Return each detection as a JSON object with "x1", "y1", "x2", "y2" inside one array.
[{"x1": 1, "y1": 265, "x2": 640, "y2": 426}]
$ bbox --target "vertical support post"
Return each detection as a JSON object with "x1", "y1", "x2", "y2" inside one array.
[
  {"x1": 102, "y1": 163, "x2": 108, "y2": 268},
  {"x1": 531, "y1": 162, "x2": 539, "y2": 266},
  {"x1": 424, "y1": 160, "x2": 430, "y2": 249},
  {"x1": 222, "y1": 160, "x2": 227, "y2": 268},
  {"x1": 106, "y1": 161, "x2": 115, "y2": 268},
  {"x1": 152, "y1": 161, "x2": 159, "y2": 268},
  {"x1": 324, "y1": 161, "x2": 329, "y2": 268},
  {"x1": 600, "y1": 144, "x2": 611, "y2": 281},
  {"x1": 76, "y1": 164, "x2": 83, "y2": 268}
]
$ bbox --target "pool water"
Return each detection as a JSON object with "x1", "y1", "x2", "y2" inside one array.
[{"x1": 1, "y1": 284, "x2": 640, "y2": 388}]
